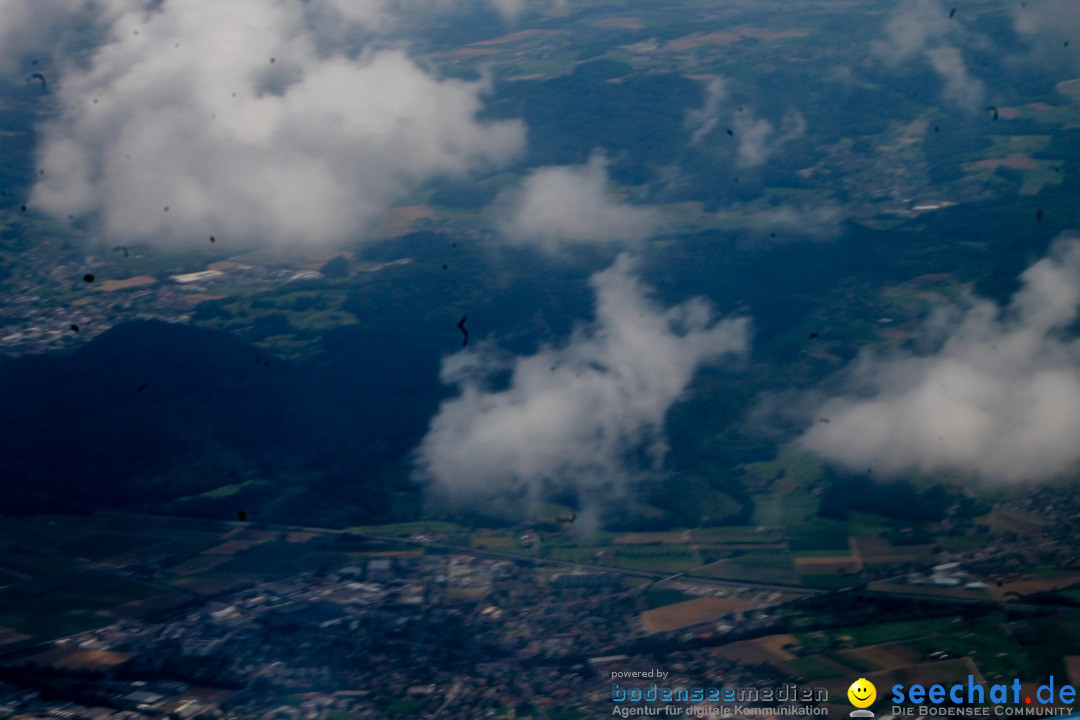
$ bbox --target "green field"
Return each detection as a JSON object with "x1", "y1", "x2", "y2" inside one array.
[
  {"x1": 796, "y1": 617, "x2": 962, "y2": 651},
  {"x1": 56, "y1": 532, "x2": 167, "y2": 561},
  {"x1": 346, "y1": 521, "x2": 465, "y2": 536},
  {"x1": 0, "y1": 576, "x2": 166, "y2": 643}
]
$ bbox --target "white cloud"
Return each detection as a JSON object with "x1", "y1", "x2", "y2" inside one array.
[
  {"x1": 873, "y1": 0, "x2": 950, "y2": 64},
  {"x1": 414, "y1": 254, "x2": 750, "y2": 512},
  {"x1": 1009, "y1": 1, "x2": 1080, "y2": 75},
  {"x1": 28, "y1": 0, "x2": 525, "y2": 249},
  {"x1": 489, "y1": 0, "x2": 526, "y2": 23},
  {"x1": 496, "y1": 154, "x2": 664, "y2": 254},
  {"x1": 0, "y1": 0, "x2": 93, "y2": 75},
  {"x1": 685, "y1": 76, "x2": 728, "y2": 146},
  {"x1": 732, "y1": 108, "x2": 806, "y2": 169},
  {"x1": 926, "y1": 46, "x2": 985, "y2": 112},
  {"x1": 800, "y1": 235, "x2": 1080, "y2": 483},
  {"x1": 872, "y1": 0, "x2": 985, "y2": 112},
  {"x1": 750, "y1": 203, "x2": 845, "y2": 239}
]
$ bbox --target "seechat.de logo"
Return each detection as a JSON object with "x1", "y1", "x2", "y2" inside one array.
[{"x1": 849, "y1": 678, "x2": 878, "y2": 719}]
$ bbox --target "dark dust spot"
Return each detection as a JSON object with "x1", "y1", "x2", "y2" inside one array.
[
  {"x1": 137, "y1": 384, "x2": 147, "y2": 392},
  {"x1": 769, "y1": 232, "x2": 776, "y2": 238},
  {"x1": 270, "y1": 57, "x2": 275, "y2": 63},
  {"x1": 457, "y1": 315, "x2": 469, "y2": 348},
  {"x1": 726, "y1": 128, "x2": 734, "y2": 136},
  {"x1": 1036, "y1": 209, "x2": 1044, "y2": 223},
  {"x1": 164, "y1": 206, "x2": 169, "y2": 212},
  {"x1": 237, "y1": 510, "x2": 247, "y2": 522},
  {"x1": 442, "y1": 264, "x2": 448, "y2": 270},
  {"x1": 83, "y1": 273, "x2": 95, "y2": 283},
  {"x1": 263, "y1": 361, "x2": 269, "y2": 367},
  {"x1": 20, "y1": 205, "x2": 26, "y2": 212},
  {"x1": 808, "y1": 332, "x2": 819, "y2": 339},
  {"x1": 70, "y1": 324, "x2": 79, "y2": 333},
  {"x1": 210, "y1": 236, "x2": 216, "y2": 242}
]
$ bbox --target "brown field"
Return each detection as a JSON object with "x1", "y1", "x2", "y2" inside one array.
[
  {"x1": 97, "y1": 275, "x2": 157, "y2": 292},
  {"x1": 225, "y1": 529, "x2": 281, "y2": 541},
  {"x1": 169, "y1": 554, "x2": 233, "y2": 575},
  {"x1": 640, "y1": 596, "x2": 754, "y2": 634},
  {"x1": 1055, "y1": 78, "x2": 1080, "y2": 98},
  {"x1": 202, "y1": 540, "x2": 263, "y2": 555},
  {"x1": 991, "y1": 573, "x2": 1080, "y2": 599},
  {"x1": 818, "y1": 656, "x2": 982, "y2": 698},
  {"x1": 775, "y1": 653, "x2": 853, "y2": 680},
  {"x1": 471, "y1": 29, "x2": 557, "y2": 46},
  {"x1": 173, "y1": 573, "x2": 261, "y2": 596},
  {"x1": 851, "y1": 535, "x2": 890, "y2": 554},
  {"x1": 590, "y1": 16, "x2": 645, "y2": 29},
  {"x1": 181, "y1": 292, "x2": 225, "y2": 306},
  {"x1": 867, "y1": 580, "x2": 991, "y2": 601},
  {"x1": 794, "y1": 556, "x2": 859, "y2": 573},
  {"x1": 852, "y1": 538, "x2": 935, "y2": 559},
  {"x1": 981, "y1": 508, "x2": 1048, "y2": 534},
  {"x1": 24, "y1": 647, "x2": 134, "y2": 672},
  {"x1": 664, "y1": 31, "x2": 741, "y2": 51},
  {"x1": 663, "y1": 27, "x2": 809, "y2": 52},
  {"x1": 878, "y1": 328, "x2": 921, "y2": 342},
  {"x1": 615, "y1": 532, "x2": 691, "y2": 545},
  {"x1": 694, "y1": 543, "x2": 787, "y2": 552},
  {"x1": 838, "y1": 642, "x2": 921, "y2": 671},
  {"x1": 713, "y1": 633, "x2": 801, "y2": 664},
  {"x1": 0, "y1": 626, "x2": 32, "y2": 646},
  {"x1": 736, "y1": 27, "x2": 812, "y2": 40},
  {"x1": 860, "y1": 552, "x2": 931, "y2": 565},
  {"x1": 970, "y1": 154, "x2": 1039, "y2": 171},
  {"x1": 757, "y1": 633, "x2": 800, "y2": 660},
  {"x1": 448, "y1": 48, "x2": 501, "y2": 58},
  {"x1": 107, "y1": 593, "x2": 192, "y2": 620},
  {"x1": 384, "y1": 204, "x2": 435, "y2": 236},
  {"x1": 349, "y1": 549, "x2": 423, "y2": 559}
]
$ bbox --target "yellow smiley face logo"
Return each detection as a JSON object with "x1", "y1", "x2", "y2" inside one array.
[{"x1": 847, "y1": 678, "x2": 876, "y2": 709}]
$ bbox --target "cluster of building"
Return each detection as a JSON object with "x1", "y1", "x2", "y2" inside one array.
[
  {"x1": 0, "y1": 246, "x2": 328, "y2": 356},
  {"x1": 0, "y1": 544, "x2": 804, "y2": 720}
]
